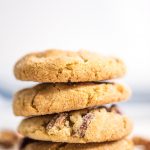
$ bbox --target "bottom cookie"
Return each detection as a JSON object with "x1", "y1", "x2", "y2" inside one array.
[{"x1": 21, "y1": 138, "x2": 134, "y2": 150}]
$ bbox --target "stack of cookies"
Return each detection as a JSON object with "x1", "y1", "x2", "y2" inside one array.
[{"x1": 13, "y1": 50, "x2": 134, "y2": 150}]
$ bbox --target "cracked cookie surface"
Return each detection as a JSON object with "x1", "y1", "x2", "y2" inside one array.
[
  {"x1": 13, "y1": 82, "x2": 130, "y2": 116},
  {"x1": 18, "y1": 106, "x2": 133, "y2": 143},
  {"x1": 14, "y1": 50, "x2": 126, "y2": 82},
  {"x1": 21, "y1": 138, "x2": 134, "y2": 150}
]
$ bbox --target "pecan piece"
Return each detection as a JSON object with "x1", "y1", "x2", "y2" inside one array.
[
  {"x1": 46, "y1": 113, "x2": 68, "y2": 130},
  {"x1": 73, "y1": 113, "x2": 94, "y2": 138}
]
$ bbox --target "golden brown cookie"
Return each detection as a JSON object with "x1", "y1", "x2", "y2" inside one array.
[
  {"x1": 21, "y1": 138, "x2": 134, "y2": 150},
  {"x1": 14, "y1": 50, "x2": 126, "y2": 82},
  {"x1": 18, "y1": 106, "x2": 133, "y2": 143},
  {"x1": 13, "y1": 82, "x2": 130, "y2": 116}
]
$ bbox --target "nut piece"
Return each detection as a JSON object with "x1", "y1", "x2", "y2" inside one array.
[
  {"x1": 46, "y1": 113, "x2": 71, "y2": 136},
  {"x1": 46, "y1": 113, "x2": 69, "y2": 130},
  {"x1": 73, "y1": 113, "x2": 94, "y2": 137}
]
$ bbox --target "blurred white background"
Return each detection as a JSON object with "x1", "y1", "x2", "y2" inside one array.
[{"x1": 0, "y1": 0, "x2": 150, "y2": 95}]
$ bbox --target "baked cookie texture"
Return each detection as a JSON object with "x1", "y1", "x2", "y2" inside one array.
[
  {"x1": 18, "y1": 106, "x2": 133, "y2": 143},
  {"x1": 21, "y1": 139, "x2": 134, "y2": 150},
  {"x1": 13, "y1": 82, "x2": 130, "y2": 116},
  {"x1": 14, "y1": 50, "x2": 126, "y2": 82}
]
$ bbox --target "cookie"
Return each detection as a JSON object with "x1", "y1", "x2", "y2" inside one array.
[
  {"x1": 21, "y1": 138, "x2": 134, "y2": 150},
  {"x1": 14, "y1": 50, "x2": 126, "y2": 82},
  {"x1": 18, "y1": 106, "x2": 132, "y2": 143},
  {"x1": 13, "y1": 82, "x2": 130, "y2": 116},
  {"x1": 0, "y1": 130, "x2": 19, "y2": 148}
]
